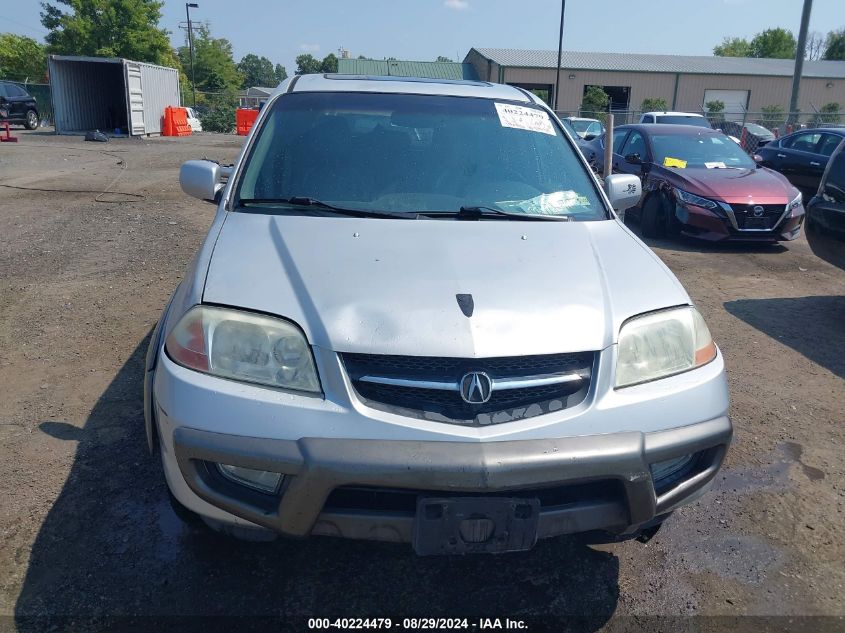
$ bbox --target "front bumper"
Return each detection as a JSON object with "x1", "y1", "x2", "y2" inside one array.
[
  {"x1": 675, "y1": 200, "x2": 804, "y2": 242},
  {"x1": 169, "y1": 415, "x2": 731, "y2": 542},
  {"x1": 154, "y1": 340, "x2": 731, "y2": 543}
]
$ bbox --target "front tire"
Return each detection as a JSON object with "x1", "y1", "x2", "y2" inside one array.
[
  {"x1": 641, "y1": 193, "x2": 669, "y2": 238},
  {"x1": 24, "y1": 109, "x2": 38, "y2": 130}
]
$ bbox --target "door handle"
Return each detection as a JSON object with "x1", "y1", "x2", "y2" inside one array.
[
  {"x1": 777, "y1": 153, "x2": 787, "y2": 158},
  {"x1": 810, "y1": 161, "x2": 820, "y2": 167}
]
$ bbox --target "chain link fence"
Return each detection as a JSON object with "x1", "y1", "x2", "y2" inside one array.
[{"x1": 556, "y1": 106, "x2": 844, "y2": 155}]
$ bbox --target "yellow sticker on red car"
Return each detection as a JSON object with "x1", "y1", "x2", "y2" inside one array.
[{"x1": 663, "y1": 156, "x2": 687, "y2": 168}]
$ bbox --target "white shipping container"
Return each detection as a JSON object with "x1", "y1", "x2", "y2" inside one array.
[{"x1": 49, "y1": 55, "x2": 181, "y2": 136}]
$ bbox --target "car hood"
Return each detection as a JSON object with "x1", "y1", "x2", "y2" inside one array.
[
  {"x1": 665, "y1": 165, "x2": 796, "y2": 205},
  {"x1": 202, "y1": 213, "x2": 689, "y2": 357}
]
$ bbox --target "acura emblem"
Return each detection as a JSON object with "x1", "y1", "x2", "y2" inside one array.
[
  {"x1": 460, "y1": 371, "x2": 493, "y2": 404},
  {"x1": 752, "y1": 205, "x2": 765, "y2": 217}
]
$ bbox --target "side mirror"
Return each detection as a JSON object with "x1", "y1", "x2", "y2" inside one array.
[
  {"x1": 180, "y1": 159, "x2": 225, "y2": 203},
  {"x1": 604, "y1": 174, "x2": 642, "y2": 212},
  {"x1": 624, "y1": 153, "x2": 642, "y2": 165},
  {"x1": 753, "y1": 154, "x2": 763, "y2": 164},
  {"x1": 584, "y1": 133, "x2": 597, "y2": 141}
]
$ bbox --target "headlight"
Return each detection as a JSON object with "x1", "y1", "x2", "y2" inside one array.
[
  {"x1": 616, "y1": 306, "x2": 717, "y2": 388},
  {"x1": 788, "y1": 191, "x2": 802, "y2": 211},
  {"x1": 675, "y1": 188, "x2": 718, "y2": 210},
  {"x1": 165, "y1": 306, "x2": 320, "y2": 393}
]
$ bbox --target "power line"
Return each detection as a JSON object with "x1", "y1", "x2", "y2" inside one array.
[{"x1": 0, "y1": 15, "x2": 46, "y2": 36}]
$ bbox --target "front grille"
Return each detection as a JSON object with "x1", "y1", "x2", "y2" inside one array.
[
  {"x1": 341, "y1": 351, "x2": 594, "y2": 425},
  {"x1": 323, "y1": 481, "x2": 623, "y2": 514},
  {"x1": 731, "y1": 203, "x2": 785, "y2": 230}
]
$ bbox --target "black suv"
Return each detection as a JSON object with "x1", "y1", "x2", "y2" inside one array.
[{"x1": 0, "y1": 81, "x2": 39, "y2": 130}]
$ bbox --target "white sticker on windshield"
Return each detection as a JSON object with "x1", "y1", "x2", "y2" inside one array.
[
  {"x1": 705, "y1": 161, "x2": 727, "y2": 169},
  {"x1": 495, "y1": 103, "x2": 556, "y2": 136}
]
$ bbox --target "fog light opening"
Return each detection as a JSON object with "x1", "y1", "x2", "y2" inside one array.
[
  {"x1": 650, "y1": 453, "x2": 696, "y2": 495},
  {"x1": 216, "y1": 463, "x2": 283, "y2": 494}
]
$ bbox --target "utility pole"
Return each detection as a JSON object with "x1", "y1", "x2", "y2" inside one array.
[
  {"x1": 789, "y1": 0, "x2": 813, "y2": 122},
  {"x1": 553, "y1": 0, "x2": 566, "y2": 112},
  {"x1": 186, "y1": 3, "x2": 199, "y2": 107}
]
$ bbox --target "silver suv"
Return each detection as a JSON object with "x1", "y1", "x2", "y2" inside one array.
[{"x1": 145, "y1": 75, "x2": 732, "y2": 555}]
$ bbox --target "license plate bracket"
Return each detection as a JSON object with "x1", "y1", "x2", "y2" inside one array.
[{"x1": 412, "y1": 496, "x2": 540, "y2": 556}]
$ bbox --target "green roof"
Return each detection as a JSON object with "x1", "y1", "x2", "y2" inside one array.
[{"x1": 337, "y1": 58, "x2": 478, "y2": 80}]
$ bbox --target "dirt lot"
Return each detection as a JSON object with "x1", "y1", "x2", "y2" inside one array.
[{"x1": 0, "y1": 131, "x2": 843, "y2": 631}]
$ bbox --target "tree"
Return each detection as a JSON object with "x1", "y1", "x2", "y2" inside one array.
[
  {"x1": 749, "y1": 28, "x2": 796, "y2": 59},
  {"x1": 714, "y1": 28, "x2": 797, "y2": 59},
  {"x1": 705, "y1": 100, "x2": 725, "y2": 123},
  {"x1": 274, "y1": 63, "x2": 287, "y2": 83},
  {"x1": 295, "y1": 54, "x2": 322, "y2": 74},
  {"x1": 758, "y1": 105, "x2": 785, "y2": 130},
  {"x1": 713, "y1": 37, "x2": 752, "y2": 57},
  {"x1": 295, "y1": 53, "x2": 337, "y2": 74},
  {"x1": 824, "y1": 28, "x2": 845, "y2": 60},
  {"x1": 41, "y1": 0, "x2": 173, "y2": 65},
  {"x1": 817, "y1": 102, "x2": 841, "y2": 124},
  {"x1": 177, "y1": 24, "x2": 241, "y2": 95},
  {"x1": 436, "y1": 55, "x2": 453, "y2": 62},
  {"x1": 580, "y1": 86, "x2": 609, "y2": 117},
  {"x1": 0, "y1": 34, "x2": 47, "y2": 81},
  {"x1": 641, "y1": 97, "x2": 668, "y2": 112},
  {"x1": 238, "y1": 53, "x2": 276, "y2": 88},
  {"x1": 805, "y1": 31, "x2": 825, "y2": 61},
  {"x1": 321, "y1": 53, "x2": 338, "y2": 73}
]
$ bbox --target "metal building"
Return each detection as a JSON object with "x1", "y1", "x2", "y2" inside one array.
[
  {"x1": 48, "y1": 55, "x2": 181, "y2": 136},
  {"x1": 464, "y1": 48, "x2": 845, "y2": 120}
]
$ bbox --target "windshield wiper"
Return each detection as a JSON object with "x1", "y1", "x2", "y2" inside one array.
[
  {"x1": 236, "y1": 197, "x2": 419, "y2": 219},
  {"x1": 422, "y1": 206, "x2": 572, "y2": 221}
]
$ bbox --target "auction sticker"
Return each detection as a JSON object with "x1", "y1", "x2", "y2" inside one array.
[{"x1": 495, "y1": 103, "x2": 556, "y2": 136}]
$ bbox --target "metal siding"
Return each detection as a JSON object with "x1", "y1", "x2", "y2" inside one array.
[
  {"x1": 48, "y1": 55, "x2": 179, "y2": 136},
  {"x1": 472, "y1": 48, "x2": 845, "y2": 79},
  {"x1": 137, "y1": 61, "x2": 180, "y2": 135},
  {"x1": 503, "y1": 68, "x2": 675, "y2": 114},
  {"x1": 49, "y1": 57, "x2": 124, "y2": 133},
  {"x1": 675, "y1": 75, "x2": 845, "y2": 113}
]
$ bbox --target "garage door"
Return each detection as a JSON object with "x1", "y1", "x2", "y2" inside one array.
[{"x1": 704, "y1": 90, "x2": 749, "y2": 121}]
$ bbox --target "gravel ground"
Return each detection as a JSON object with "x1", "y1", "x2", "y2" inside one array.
[{"x1": 0, "y1": 131, "x2": 843, "y2": 632}]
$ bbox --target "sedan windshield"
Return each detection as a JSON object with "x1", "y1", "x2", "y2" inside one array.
[
  {"x1": 651, "y1": 133, "x2": 756, "y2": 169},
  {"x1": 235, "y1": 92, "x2": 605, "y2": 220}
]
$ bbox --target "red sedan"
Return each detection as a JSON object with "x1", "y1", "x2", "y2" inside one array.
[{"x1": 609, "y1": 124, "x2": 804, "y2": 241}]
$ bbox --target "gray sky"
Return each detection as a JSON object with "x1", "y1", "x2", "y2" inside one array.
[{"x1": 2, "y1": 0, "x2": 842, "y2": 75}]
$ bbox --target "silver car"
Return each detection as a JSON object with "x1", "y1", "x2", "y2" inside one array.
[{"x1": 145, "y1": 75, "x2": 731, "y2": 555}]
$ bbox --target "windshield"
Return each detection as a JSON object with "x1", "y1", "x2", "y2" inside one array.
[
  {"x1": 745, "y1": 123, "x2": 773, "y2": 136},
  {"x1": 235, "y1": 92, "x2": 606, "y2": 220},
  {"x1": 651, "y1": 133, "x2": 756, "y2": 169},
  {"x1": 569, "y1": 119, "x2": 595, "y2": 132},
  {"x1": 655, "y1": 116, "x2": 711, "y2": 128}
]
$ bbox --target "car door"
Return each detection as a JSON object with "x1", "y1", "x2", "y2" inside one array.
[
  {"x1": 615, "y1": 130, "x2": 649, "y2": 177},
  {"x1": 779, "y1": 131, "x2": 823, "y2": 190},
  {"x1": 3, "y1": 83, "x2": 25, "y2": 119}
]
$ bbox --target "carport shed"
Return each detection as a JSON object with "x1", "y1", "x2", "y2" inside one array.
[
  {"x1": 48, "y1": 55, "x2": 180, "y2": 136},
  {"x1": 464, "y1": 48, "x2": 845, "y2": 119}
]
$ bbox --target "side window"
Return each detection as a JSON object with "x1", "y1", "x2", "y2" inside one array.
[
  {"x1": 818, "y1": 134, "x2": 843, "y2": 157},
  {"x1": 0, "y1": 84, "x2": 7, "y2": 98},
  {"x1": 783, "y1": 132, "x2": 821, "y2": 152},
  {"x1": 823, "y1": 148, "x2": 845, "y2": 203},
  {"x1": 5, "y1": 84, "x2": 24, "y2": 97},
  {"x1": 621, "y1": 131, "x2": 647, "y2": 160},
  {"x1": 587, "y1": 122, "x2": 601, "y2": 136},
  {"x1": 611, "y1": 129, "x2": 628, "y2": 154},
  {"x1": 642, "y1": 115, "x2": 653, "y2": 123}
]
